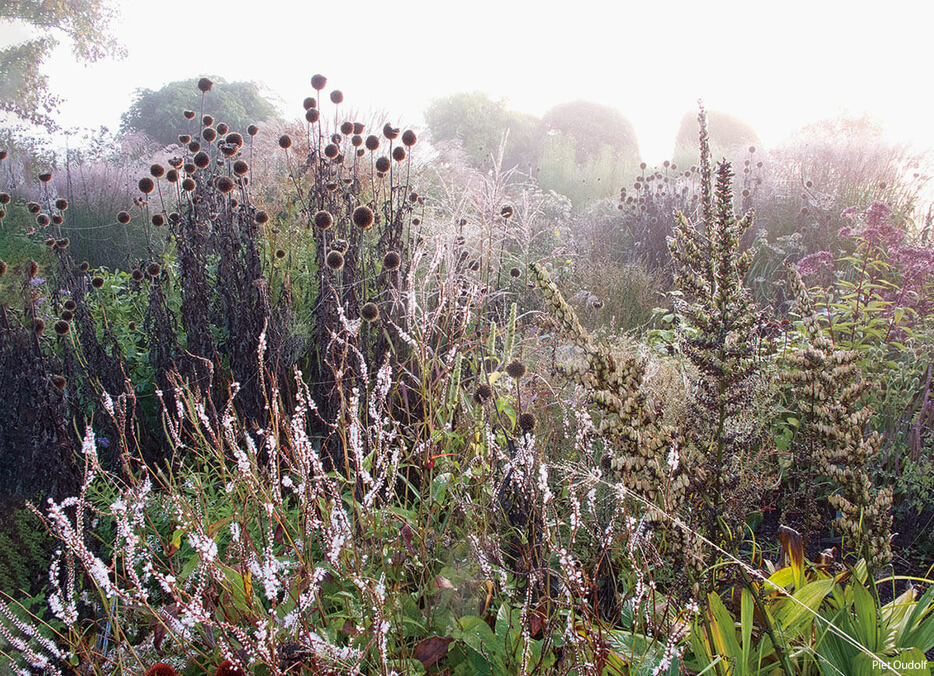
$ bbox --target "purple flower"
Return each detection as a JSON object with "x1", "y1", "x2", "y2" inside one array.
[
  {"x1": 840, "y1": 206, "x2": 859, "y2": 219},
  {"x1": 97, "y1": 437, "x2": 110, "y2": 448},
  {"x1": 797, "y1": 250, "x2": 834, "y2": 278},
  {"x1": 866, "y1": 202, "x2": 891, "y2": 228},
  {"x1": 27, "y1": 277, "x2": 46, "y2": 286},
  {"x1": 837, "y1": 226, "x2": 853, "y2": 238}
]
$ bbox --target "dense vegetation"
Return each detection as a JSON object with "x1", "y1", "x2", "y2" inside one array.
[{"x1": 0, "y1": 75, "x2": 932, "y2": 675}]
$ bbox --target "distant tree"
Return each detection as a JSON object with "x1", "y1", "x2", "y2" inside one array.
[
  {"x1": 424, "y1": 92, "x2": 540, "y2": 170},
  {"x1": 541, "y1": 101, "x2": 640, "y2": 165},
  {"x1": 121, "y1": 77, "x2": 280, "y2": 147},
  {"x1": 0, "y1": 0, "x2": 124, "y2": 129},
  {"x1": 673, "y1": 109, "x2": 760, "y2": 164}
]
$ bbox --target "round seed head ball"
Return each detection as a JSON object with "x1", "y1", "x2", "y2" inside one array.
[
  {"x1": 216, "y1": 176, "x2": 235, "y2": 193},
  {"x1": 383, "y1": 250, "x2": 401, "y2": 270},
  {"x1": 314, "y1": 210, "x2": 333, "y2": 230},
  {"x1": 197, "y1": 77, "x2": 213, "y2": 92},
  {"x1": 333, "y1": 238, "x2": 348, "y2": 253},
  {"x1": 0, "y1": 260, "x2": 6, "y2": 276},
  {"x1": 147, "y1": 262, "x2": 162, "y2": 277},
  {"x1": 509, "y1": 267, "x2": 521, "y2": 278},
  {"x1": 311, "y1": 74, "x2": 327, "y2": 90},
  {"x1": 473, "y1": 383, "x2": 492, "y2": 403},
  {"x1": 401, "y1": 129, "x2": 417, "y2": 146},
  {"x1": 518, "y1": 412, "x2": 536, "y2": 433},
  {"x1": 36, "y1": 214, "x2": 50, "y2": 227},
  {"x1": 188, "y1": 141, "x2": 201, "y2": 153},
  {"x1": 352, "y1": 205, "x2": 374, "y2": 229},
  {"x1": 202, "y1": 127, "x2": 217, "y2": 142},
  {"x1": 91, "y1": 276, "x2": 104, "y2": 288},
  {"x1": 183, "y1": 110, "x2": 195, "y2": 120},
  {"x1": 151, "y1": 214, "x2": 165, "y2": 227},
  {"x1": 275, "y1": 248, "x2": 286, "y2": 259},
  {"x1": 339, "y1": 121, "x2": 353, "y2": 136},
  {"x1": 278, "y1": 134, "x2": 292, "y2": 150},
  {"x1": 26, "y1": 201, "x2": 40, "y2": 214},
  {"x1": 305, "y1": 109, "x2": 319, "y2": 123},
  {"x1": 468, "y1": 259, "x2": 480, "y2": 271},
  {"x1": 181, "y1": 178, "x2": 196, "y2": 192},
  {"x1": 382, "y1": 123, "x2": 399, "y2": 140},
  {"x1": 45, "y1": 237, "x2": 56, "y2": 247},
  {"x1": 326, "y1": 250, "x2": 344, "y2": 270},
  {"x1": 375, "y1": 156, "x2": 390, "y2": 173},
  {"x1": 60, "y1": 309, "x2": 73, "y2": 321},
  {"x1": 55, "y1": 198, "x2": 68, "y2": 210},
  {"x1": 0, "y1": 193, "x2": 9, "y2": 204},
  {"x1": 202, "y1": 114, "x2": 214, "y2": 127},
  {"x1": 54, "y1": 320, "x2": 69, "y2": 336},
  {"x1": 351, "y1": 135, "x2": 363, "y2": 147},
  {"x1": 329, "y1": 90, "x2": 343, "y2": 104},
  {"x1": 505, "y1": 360, "x2": 527, "y2": 379},
  {"x1": 233, "y1": 160, "x2": 248, "y2": 176},
  {"x1": 216, "y1": 122, "x2": 229, "y2": 135},
  {"x1": 360, "y1": 302, "x2": 379, "y2": 322},
  {"x1": 166, "y1": 169, "x2": 178, "y2": 182},
  {"x1": 128, "y1": 321, "x2": 136, "y2": 331},
  {"x1": 303, "y1": 96, "x2": 316, "y2": 110},
  {"x1": 193, "y1": 151, "x2": 210, "y2": 168},
  {"x1": 226, "y1": 132, "x2": 243, "y2": 147},
  {"x1": 39, "y1": 171, "x2": 52, "y2": 183},
  {"x1": 150, "y1": 163, "x2": 165, "y2": 178},
  {"x1": 255, "y1": 210, "x2": 269, "y2": 224},
  {"x1": 26, "y1": 259, "x2": 39, "y2": 278},
  {"x1": 78, "y1": 261, "x2": 89, "y2": 272},
  {"x1": 392, "y1": 146, "x2": 406, "y2": 162},
  {"x1": 365, "y1": 135, "x2": 379, "y2": 151},
  {"x1": 117, "y1": 210, "x2": 131, "y2": 224},
  {"x1": 500, "y1": 205, "x2": 514, "y2": 219},
  {"x1": 145, "y1": 664, "x2": 180, "y2": 676},
  {"x1": 131, "y1": 269, "x2": 143, "y2": 281},
  {"x1": 324, "y1": 143, "x2": 339, "y2": 158},
  {"x1": 247, "y1": 124, "x2": 259, "y2": 136},
  {"x1": 52, "y1": 375, "x2": 67, "y2": 391}
]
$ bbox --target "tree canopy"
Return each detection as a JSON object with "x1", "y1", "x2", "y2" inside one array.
[{"x1": 120, "y1": 77, "x2": 281, "y2": 147}]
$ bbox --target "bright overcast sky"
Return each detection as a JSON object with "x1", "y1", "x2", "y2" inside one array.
[{"x1": 19, "y1": 0, "x2": 934, "y2": 163}]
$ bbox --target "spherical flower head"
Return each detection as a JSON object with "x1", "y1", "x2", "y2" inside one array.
[
  {"x1": 352, "y1": 205, "x2": 375, "y2": 229},
  {"x1": 255, "y1": 210, "x2": 269, "y2": 224},
  {"x1": 275, "y1": 248, "x2": 286, "y2": 259},
  {"x1": 330, "y1": 90, "x2": 344, "y2": 104},
  {"x1": 324, "y1": 143, "x2": 339, "y2": 158},
  {"x1": 500, "y1": 205, "x2": 514, "y2": 219},
  {"x1": 365, "y1": 135, "x2": 380, "y2": 151},
  {"x1": 147, "y1": 262, "x2": 162, "y2": 277},
  {"x1": 278, "y1": 134, "x2": 292, "y2": 150},
  {"x1": 305, "y1": 109, "x2": 320, "y2": 123},
  {"x1": 392, "y1": 147, "x2": 406, "y2": 162},
  {"x1": 202, "y1": 127, "x2": 217, "y2": 142},
  {"x1": 146, "y1": 665, "x2": 180, "y2": 676},
  {"x1": 150, "y1": 164, "x2": 165, "y2": 178},
  {"x1": 383, "y1": 123, "x2": 399, "y2": 140},
  {"x1": 131, "y1": 269, "x2": 143, "y2": 282},
  {"x1": 55, "y1": 198, "x2": 68, "y2": 210},
  {"x1": 216, "y1": 122, "x2": 229, "y2": 135},
  {"x1": 226, "y1": 132, "x2": 243, "y2": 147},
  {"x1": 181, "y1": 178, "x2": 196, "y2": 192},
  {"x1": 375, "y1": 156, "x2": 390, "y2": 173},
  {"x1": 39, "y1": 171, "x2": 52, "y2": 183},
  {"x1": 138, "y1": 177, "x2": 155, "y2": 194},
  {"x1": 505, "y1": 360, "x2": 526, "y2": 379},
  {"x1": 326, "y1": 250, "x2": 345, "y2": 270},
  {"x1": 26, "y1": 201, "x2": 40, "y2": 214},
  {"x1": 52, "y1": 375, "x2": 67, "y2": 390},
  {"x1": 314, "y1": 210, "x2": 333, "y2": 230},
  {"x1": 0, "y1": 193, "x2": 9, "y2": 205},
  {"x1": 193, "y1": 151, "x2": 210, "y2": 169},
  {"x1": 303, "y1": 96, "x2": 316, "y2": 110},
  {"x1": 197, "y1": 77, "x2": 213, "y2": 93},
  {"x1": 473, "y1": 383, "x2": 492, "y2": 403},
  {"x1": 166, "y1": 169, "x2": 178, "y2": 182},
  {"x1": 247, "y1": 124, "x2": 259, "y2": 136},
  {"x1": 401, "y1": 129, "x2": 417, "y2": 147},
  {"x1": 383, "y1": 250, "x2": 401, "y2": 270},
  {"x1": 311, "y1": 74, "x2": 327, "y2": 91},
  {"x1": 796, "y1": 250, "x2": 833, "y2": 278},
  {"x1": 202, "y1": 114, "x2": 214, "y2": 127},
  {"x1": 151, "y1": 214, "x2": 164, "y2": 226},
  {"x1": 509, "y1": 267, "x2": 521, "y2": 278},
  {"x1": 340, "y1": 121, "x2": 354, "y2": 135},
  {"x1": 54, "y1": 319, "x2": 70, "y2": 336},
  {"x1": 183, "y1": 110, "x2": 195, "y2": 120},
  {"x1": 518, "y1": 412, "x2": 536, "y2": 433},
  {"x1": 360, "y1": 302, "x2": 380, "y2": 323},
  {"x1": 333, "y1": 238, "x2": 348, "y2": 253},
  {"x1": 215, "y1": 176, "x2": 235, "y2": 193},
  {"x1": 78, "y1": 261, "x2": 89, "y2": 272}
]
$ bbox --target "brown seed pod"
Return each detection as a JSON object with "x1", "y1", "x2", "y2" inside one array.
[
  {"x1": 36, "y1": 214, "x2": 50, "y2": 227},
  {"x1": 138, "y1": 177, "x2": 155, "y2": 194},
  {"x1": 365, "y1": 135, "x2": 379, "y2": 151},
  {"x1": 314, "y1": 210, "x2": 333, "y2": 230},
  {"x1": 55, "y1": 198, "x2": 68, "y2": 210},
  {"x1": 247, "y1": 124, "x2": 259, "y2": 136},
  {"x1": 178, "y1": 134, "x2": 191, "y2": 144},
  {"x1": 216, "y1": 176, "x2": 235, "y2": 193},
  {"x1": 147, "y1": 262, "x2": 161, "y2": 277},
  {"x1": 332, "y1": 238, "x2": 348, "y2": 253},
  {"x1": 360, "y1": 302, "x2": 379, "y2": 322},
  {"x1": 382, "y1": 123, "x2": 399, "y2": 140},
  {"x1": 275, "y1": 248, "x2": 286, "y2": 259},
  {"x1": 311, "y1": 74, "x2": 327, "y2": 90},
  {"x1": 233, "y1": 160, "x2": 249, "y2": 176},
  {"x1": 0, "y1": 260, "x2": 5, "y2": 276},
  {"x1": 326, "y1": 250, "x2": 344, "y2": 270},
  {"x1": 473, "y1": 384, "x2": 492, "y2": 403},
  {"x1": 197, "y1": 77, "x2": 213, "y2": 92},
  {"x1": 278, "y1": 134, "x2": 292, "y2": 149},
  {"x1": 329, "y1": 90, "x2": 343, "y2": 104},
  {"x1": 39, "y1": 171, "x2": 52, "y2": 183},
  {"x1": 202, "y1": 114, "x2": 214, "y2": 127},
  {"x1": 91, "y1": 276, "x2": 104, "y2": 288},
  {"x1": 401, "y1": 129, "x2": 417, "y2": 146},
  {"x1": 303, "y1": 96, "x2": 316, "y2": 110},
  {"x1": 64, "y1": 299, "x2": 76, "y2": 311},
  {"x1": 351, "y1": 135, "x2": 363, "y2": 147},
  {"x1": 181, "y1": 178, "x2": 196, "y2": 192},
  {"x1": 165, "y1": 169, "x2": 178, "y2": 182},
  {"x1": 55, "y1": 237, "x2": 69, "y2": 249},
  {"x1": 215, "y1": 122, "x2": 229, "y2": 135},
  {"x1": 305, "y1": 109, "x2": 319, "y2": 123},
  {"x1": 45, "y1": 237, "x2": 55, "y2": 247},
  {"x1": 54, "y1": 320, "x2": 69, "y2": 336},
  {"x1": 26, "y1": 201, "x2": 40, "y2": 214},
  {"x1": 382, "y1": 250, "x2": 401, "y2": 271},
  {"x1": 225, "y1": 132, "x2": 243, "y2": 148},
  {"x1": 340, "y1": 121, "x2": 354, "y2": 135},
  {"x1": 202, "y1": 127, "x2": 217, "y2": 142},
  {"x1": 324, "y1": 143, "x2": 339, "y2": 158},
  {"x1": 131, "y1": 269, "x2": 143, "y2": 282},
  {"x1": 352, "y1": 205, "x2": 374, "y2": 229},
  {"x1": 78, "y1": 261, "x2": 89, "y2": 272},
  {"x1": 374, "y1": 156, "x2": 390, "y2": 173},
  {"x1": 500, "y1": 205, "x2": 514, "y2": 219},
  {"x1": 392, "y1": 147, "x2": 406, "y2": 162},
  {"x1": 51, "y1": 213, "x2": 63, "y2": 224},
  {"x1": 509, "y1": 267, "x2": 521, "y2": 278},
  {"x1": 151, "y1": 214, "x2": 165, "y2": 226},
  {"x1": 0, "y1": 193, "x2": 9, "y2": 204},
  {"x1": 183, "y1": 110, "x2": 195, "y2": 119},
  {"x1": 60, "y1": 309, "x2": 73, "y2": 321},
  {"x1": 52, "y1": 375, "x2": 67, "y2": 390},
  {"x1": 25, "y1": 259, "x2": 39, "y2": 278},
  {"x1": 505, "y1": 360, "x2": 526, "y2": 379},
  {"x1": 255, "y1": 210, "x2": 269, "y2": 224},
  {"x1": 518, "y1": 412, "x2": 536, "y2": 433},
  {"x1": 188, "y1": 141, "x2": 201, "y2": 153},
  {"x1": 117, "y1": 210, "x2": 131, "y2": 224},
  {"x1": 352, "y1": 122, "x2": 365, "y2": 134},
  {"x1": 193, "y1": 151, "x2": 210, "y2": 168}
]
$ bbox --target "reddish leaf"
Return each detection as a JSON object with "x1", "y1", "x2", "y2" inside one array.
[
  {"x1": 413, "y1": 636, "x2": 453, "y2": 669},
  {"x1": 401, "y1": 523, "x2": 417, "y2": 556}
]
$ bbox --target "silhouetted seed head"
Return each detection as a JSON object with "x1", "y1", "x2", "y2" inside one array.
[
  {"x1": 147, "y1": 262, "x2": 161, "y2": 277},
  {"x1": 509, "y1": 267, "x2": 521, "y2": 278},
  {"x1": 314, "y1": 210, "x2": 333, "y2": 229},
  {"x1": 399, "y1": 129, "x2": 417, "y2": 147},
  {"x1": 202, "y1": 114, "x2": 214, "y2": 127},
  {"x1": 193, "y1": 151, "x2": 210, "y2": 168},
  {"x1": 500, "y1": 205, "x2": 514, "y2": 219},
  {"x1": 37, "y1": 214, "x2": 50, "y2": 227},
  {"x1": 116, "y1": 210, "x2": 131, "y2": 224},
  {"x1": 805, "y1": 180, "x2": 813, "y2": 188},
  {"x1": 54, "y1": 319, "x2": 69, "y2": 336},
  {"x1": 303, "y1": 96, "x2": 316, "y2": 110},
  {"x1": 216, "y1": 176, "x2": 235, "y2": 193},
  {"x1": 505, "y1": 360, "x2": 526, "y2": 379},
  {"x1": 25, "y1": 259, "x2": 38, "y2": 278},
  {"x1": 213, "y1": 660, "x2": 245, "y2": 676},
  {"x1": 383, "y1": 250, "x2": 401, "y2": 270},
  {"x1": 748, "y1": 146, "x2": 756, "y2": 153},
  {"x1": 0, "y1": 193, "x2": 9, "y2": 205},
  {"x1": 220, "y1": 143, "x2": 237, "y2": 158},
  {"x1": 60, "y1": 309, "x2": 73, "y2": 321},
  {"x1": 333, "y1": 238, "x2": 348, "y2": 253},
  {"x1": 518, "y1": 412, "x2": 536, "y2": 433},
  {"x1": 0, "y1": 150, "x2": 5, "y2": 160},
  {"x1": 278, "y1": 134, "x2": 292, "y2": 149},
  {"x1": 138, "y1": 177, "x2": 154, "y2": 194},
  {"x1": 247, "y1": 124, "x2": 259, "y2": 136},
  {"x1": 166, "y1": 169, "x2": 178, "y2": 182},
  {"x1": 324, "y1": 143, "x2": 339, "y2": 158},
  {"x1": 311, "y1": 74, "x2": 327, "y2": 90},
  {"x1": 360, "y1": 302, "x2": 379, "y2": 322},
  {"x1": 26, "y1": 201, "x2": 40, "y2": 214},
  {"x1": 150, "y1": 163, "x2": 165, "y2": 178},
  {"x1": 45, "y1": 237, "x2": 55, "y2": 247},
  {"x1": 305, "y1": 108, "x2": 319, "y2": 123},
  {"x1": 800, "y1": 207, "x2": 809, "y2": 216},
  {"x1": 151, "y1": 214, "x2": 165, "y2": 227},
  {"x1": 741, "y1": 189, "x2": 750, "y2": 197},
  {"x1": 468, "y1": 259, "x2": 480, "y2": 271},
  {"x1": 392, "y1": 147, "x2": 406, "y2": 162},
  {"x1": 591, "y1": 299, "x2": 603, "y2": 309},
  {"x1": 202, "y1": 127, "x2": 217, "y2": 142},
  {"x1": 131, "y1": 269, "x2": 143, "y2": 281},
  {"x1": 473, "y1": 383, "x2": 492, "y2": 403},
  {"x1": 188, "y1": 141, "x2": 201, "y2": 153},
  {"x1": 255, "y1": 210, "x2": 269, "y2": 224},
  {"x1": 383, "y1": 123, "x2": 399, "y2": 140},
  {"x1": 51, "y1": 213, "x2": 63, "y2": 225},
  {"x1": 325, "y1": 181, "x2": 338, "y2": 192},
  {"x1": 351, "y1": 135, "x2": 363, "y2": 147},
  {"x1": 0, "y1": 260, "x2": 5, "y2": 276},
  {"x1": 181, "y1": 178, "x2": 196, "y2": 191},
  {"x1": 184, "y1": 110, "x2": 195, "y2": 119},
  {"x1": 458, "y1": 218, "x2": 467, "y2": 226},
  {"x1": 352, "y1": 205, "x2": 375, "y2": 229},
  {"x1": 365, "y1": 135, "x2": 379, "y2": 151},
  {"x1": 39, "y1": 171, "x2": 52, "y2": 182},
  {"x1": 412, "y1": 217, "x2": 421, "y2": 226},
  {"x1": 215, "y1": 122, "x2": 228, "y2": 135},
  {"x1": 223, "y1": 133, "x2": 242, "y2": 149},
  {"x1": 275, "y1": 248, "x2": 286, "y2": 259},
  {"x1": 54, "y1": 198, "x2": 68, "y2": 210},
  {"x1": 330, "y1": 90, "x2": 343, "y2": 104},
  {"x1": 52, "y1": 375, "x2": 67, "y2": 390},
  {"x1": 128, "y1": 321, "x2": 136, "y2": 330},
  {"x1": 91, "y1": 276, "x2": 104, "y2": 288},
  {"x1": 145, "y1": 664, "x2": 180, "y2": 676},
  {"x1": 198, "y1": 77, "x2": 213, "y2": 92},
  {"x1": 326, "y1": 250, "x2": 344, "y2": 270},
  {"x1": 408, "y1": 191, "x2": 418, "y2": 202},
  {"x1": 178, "y1": 134, "x2": 191, "y2": 144},
  {"x1": 356, "y1": 148, "x2": 365, "y2": 157},
  {"x1": 55, "y1": 237, "x2": 69, "y2": 248},
  {"x1": 339, "y1": 121, "x2": 353, "y2": 135},
  {"x1": 168, "y1": 212, "x2": 180, "y2": 224},
  {"x1": 233, "y1": 160, "x2": 248, "y2": 176},
  {"x1": 78, "y1": 261, "x2": 89, "y2": 272},
  {"x1": 375, "y1": 156, "x2": 390, "y2": 173}
]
